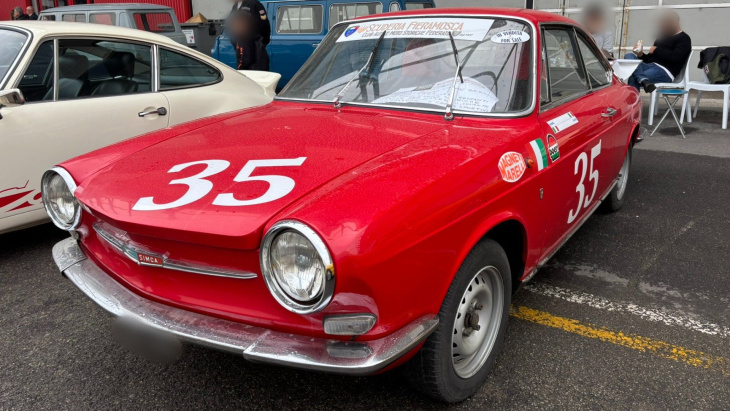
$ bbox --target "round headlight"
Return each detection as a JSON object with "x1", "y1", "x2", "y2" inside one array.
[
  {"x1": 42, "y1": 168, "x2": 81, "y2": 231},
  {"x1": 261, "y1": 221, "x2": 335, "y2": 314}
]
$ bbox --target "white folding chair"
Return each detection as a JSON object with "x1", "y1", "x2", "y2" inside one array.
[
  {"x1": 683, "y1": 70, "x2": 730, "y2": 130},
  {"x1": 648, "y1": 51, "x2": 693, "y2": 126}
]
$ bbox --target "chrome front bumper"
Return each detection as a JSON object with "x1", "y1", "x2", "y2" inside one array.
[{"x1": 52, "y1": 238, "x2": 438, "y2": 375}]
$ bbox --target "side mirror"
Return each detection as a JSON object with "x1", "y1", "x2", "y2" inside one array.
[{"x1": 0, "y1": 89, "x2": 25, "y2": 108}]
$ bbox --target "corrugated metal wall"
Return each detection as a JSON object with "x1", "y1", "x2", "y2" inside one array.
[
  {"x1": 1, "y1": 0, "x2": 30, "y2": 20},
  {"x1": 92, "y1": 0, "x2": 192, "y2": 21}
]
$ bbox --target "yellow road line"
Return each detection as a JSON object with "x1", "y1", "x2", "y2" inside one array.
[{"x1": 510, "y1": 306, "x2": 730, "y2": 376}]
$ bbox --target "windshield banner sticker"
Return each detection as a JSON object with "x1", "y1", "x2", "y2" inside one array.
[
  {"x1": 548, "y1": 112, "x2": 579, "y2": 134},
  {"x1": 337, "y1": 18, "x2": 495, "y2": 43},
  {"x1": 491, "y1": 30, "x2": 530, "y2": 44},
  {"x1": 372, "y1": 77, "x2": 499, "y2": 113}
]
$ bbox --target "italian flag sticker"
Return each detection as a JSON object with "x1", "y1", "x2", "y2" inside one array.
[{"x1": 529, "y1": 138, "x2": 548, "y2": 171}]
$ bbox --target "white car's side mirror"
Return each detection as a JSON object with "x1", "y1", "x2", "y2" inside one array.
[
  {"x1": 0, "y1": 89, "x2": 25, "y2": 120},
  {"x1": 0, "y1": 89, "x2": 25, "y2": 108}
]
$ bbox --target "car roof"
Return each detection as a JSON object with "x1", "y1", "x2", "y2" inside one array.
[
  {"x1": 0, "y1": 21, "x2": 182, "y2": 47},
  {"x1": 354, "y1": 7, "x2": 576, "y2": 25},
  {"x1": 39, "y1": 3, "x2": 174, "y2": 13}
]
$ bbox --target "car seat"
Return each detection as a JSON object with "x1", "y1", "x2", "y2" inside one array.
[
  {"x1": 44, "y1": 54, "x2": 90, "y2": 100},
  {"x1": 92, "y1": 52, "x2": 139, "y2": 96}
]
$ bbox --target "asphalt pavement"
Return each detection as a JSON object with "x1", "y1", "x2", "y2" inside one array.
[{"x1": 1, "y1": 101, "x2": 729, "y2": 410}]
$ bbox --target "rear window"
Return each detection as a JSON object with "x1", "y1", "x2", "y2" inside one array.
[
  {"x1": 329, "y1": 2, "x2": 383, "y2": 28},
  {"x1": 134, "y1": 12, "x2": 175, "y2": 33}
]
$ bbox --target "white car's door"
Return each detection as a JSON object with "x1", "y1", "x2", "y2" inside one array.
[
  {"x1": 0, "y1": 38, "x2": 169, "y2": 232},
  {"x1": 157, "y1": 47, "x2": 271, "y2": 126}
]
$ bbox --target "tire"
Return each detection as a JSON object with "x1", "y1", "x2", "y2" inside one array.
[
  {"x1": 405, "y1": 239, "x2": 512, "y2": 403},
  {"x1": 601, "y1": 144, "x2": 633, "y2": 213}
]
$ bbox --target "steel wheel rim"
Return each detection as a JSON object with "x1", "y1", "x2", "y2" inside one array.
[
  {"x1": 451, "y1": 266, "x2": 504, "y2": 379},
  {"x1": 616, "y1": 151, "x2": 631, "y2": 200}
]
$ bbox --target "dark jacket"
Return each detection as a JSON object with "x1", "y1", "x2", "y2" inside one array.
[
  {"x1": 640, "y1": 31, "x2": 692, "y2": 77},
  {"x1": 698, "y1": 47, "x2": 730, "y2": 68},
  {"x1": 230, "y1": 0, "x2": 271, "y2": 45},
  {"x1": 29, "y1": 13, "x2": 38, "y2": 20},
  {"x1": 16, "y1": 14, "x2": 29, "y2": 20}
]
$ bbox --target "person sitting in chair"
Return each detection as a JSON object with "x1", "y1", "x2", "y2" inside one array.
[{"x1": 625, "y1": 10, "x2": 691, "y2": 93}]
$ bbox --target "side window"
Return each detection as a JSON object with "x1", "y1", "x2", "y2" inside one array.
[
  {"x1": 276, "y1": 5, "x2": 323, "y2": 34},
  {"x1": 18, "y1": 41, "x2": 55, "y2": 103},
  {"x1": 159, "y1": 48, "x2": 221, "y2": 90},
  {"x1": 405, "y1": 2, "x2": 433, "y2": 10},
  {"x1": 62, "y1": 13, "x2": 86, "y2": 22},
  {"x1": 543, "y1": 28, "x2": 588, "y2": 103},
  {"x1": 90, "y1": 13, "x2": 117, "y2": 26},
  {"x1": 329, "y1": 3, "x2": 383, "y2": 28},
  {"x1": 40, "y1": 14, "x2": 56, "y2": 21},
  {"x1": 389, "y1": 2, "x2": 401, "y2": 12},
  {"x1": 576, "y1": 35, "x2": 611, "y2": 88},
  {"x1": 134, "y1": 12, "x2": 175, "y2": 33}
]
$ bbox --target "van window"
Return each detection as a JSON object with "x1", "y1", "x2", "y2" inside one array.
[
  {"x1": 90, "y1": 13, "x2": 117, "y2": 26},
  {"x1": 134, "y1": 12, "x2": 175, "y2": 33},
  {"x1": 389, "y1": 2, "x2": 401, "y2": 12},
  {"x1": 276, "y1": 5, "x2": 323, "y2": 34},
  {"x1": 62, "y1": 13, "x2": 86, "y2": 22},
  {"x1": 405, "y1": 2, "x2": 433, "y2": 9},
  {"x1": 40, "y1": 14, "x2": 55, "y2": 21},
  {"x1": 329, "y1": 3, "x2": 383, "y2": 28}
]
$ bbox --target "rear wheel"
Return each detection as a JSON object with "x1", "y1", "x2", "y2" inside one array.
[
  {"x1": 601, "y1": 144, "x2": 632, "y2": 213},
  {"x1": 405, "y1": 239, "x2": 511, "y2": 403}
]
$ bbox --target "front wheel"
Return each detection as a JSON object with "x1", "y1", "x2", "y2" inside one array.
[
  {"x1": 405, "y1": 239, "x2": 511, "y2": 403},
  {"x1": 601, "y1": 144, "x2": 633, "y2": 213}
]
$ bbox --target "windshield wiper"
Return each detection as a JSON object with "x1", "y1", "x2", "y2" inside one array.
[
  {"x1": 445, "y1": 32, "x2": 466, "y2": 121},
  {"x1": 333, "y1": 30, "x2": 387, "y2": 109}
]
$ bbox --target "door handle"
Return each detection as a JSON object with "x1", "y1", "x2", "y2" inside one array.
[
  {"x1": 601, "y1": 108, "x2": 618, "y2": 118},
  {"x1": 138, "y1": 107, "x2": 167, "y2": 117}
]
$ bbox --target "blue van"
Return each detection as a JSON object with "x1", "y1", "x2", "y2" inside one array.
[{"x1": 211, "y1": 0, "x2": 435, "y2": 88}]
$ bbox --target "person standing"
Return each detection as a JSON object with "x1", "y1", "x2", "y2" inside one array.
[
  {"x1": 12, "y1": 7, "x2": 29, "y2": 20},
  {"x1": 26, "y1": 6, "x2": 38, "y2": 20},
  {"x1": 625, "y1": 10, "x2": 692, "y2": 93},
  {"x1": 229, "y1": 0, "x2": 271, "y2": 71},
  {"x1": 583, "y1": 3, "x2": 614, "y2": 59}
]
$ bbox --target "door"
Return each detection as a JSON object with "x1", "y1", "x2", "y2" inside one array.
[
  {"x1": 269, "y1": 2, "x2": 325, "y2": 86},
  {"x1": 538, "y1": 26, "x2": 616, "y2": 254},
  {"x1": 0, "y1": 38, "x2": 168, "y2": 224}
]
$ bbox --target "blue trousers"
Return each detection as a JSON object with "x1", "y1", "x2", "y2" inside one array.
[{"x1": 624, "y1": 53, "x2": 673, "y2": 91}]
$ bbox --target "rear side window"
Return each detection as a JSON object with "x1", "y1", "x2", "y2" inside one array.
[
  {"x1": 90, "y1": 13, "x2": 116, "y2": 26},
  {"x1": 543, "y1": 28, "x2": 588, "y2": 104},
  {"x1": 405, "y1": 2, "x2": 433, "y2": 9},
  {"x1": 329, "y1": 3, "x2": 383, "y2": 28},
  {"x1": 276, "y1": 5, "x2": 323, "y2": 34},
  {"x1": 62, "y1": 13, "x2": 86, "y2": 22},
  {"x1": 134, "y1": 12, "x2": 175, "y2": 33},
  {"x1": 159, "y1": 48, "x2": 221, "y2": 90}
]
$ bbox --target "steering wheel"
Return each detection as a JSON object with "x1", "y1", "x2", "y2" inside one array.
[{"x1": 473, "y1": 70, "x2": 499, "y2": 95}]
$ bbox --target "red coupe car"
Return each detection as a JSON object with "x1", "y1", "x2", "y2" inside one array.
[{"x1": 45, "y1": 8, "x2": 641, "y2": 402}]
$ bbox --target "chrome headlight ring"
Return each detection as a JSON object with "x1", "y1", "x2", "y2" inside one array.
[
  {"x1": 261, "y1": 220, "x2": 335, "y2": 314},
  {"x1": 41, "y1": 167, "x2": 81, "y2": 231}
]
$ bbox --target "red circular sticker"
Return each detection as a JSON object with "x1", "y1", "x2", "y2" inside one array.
[{"x1": 498, "y1": 152, "x2": 527, "y2": 183}]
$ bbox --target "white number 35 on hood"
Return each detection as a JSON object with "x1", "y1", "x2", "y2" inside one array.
[{"x1": 132, "y1": 158, "x2": 307, "y2": 211}]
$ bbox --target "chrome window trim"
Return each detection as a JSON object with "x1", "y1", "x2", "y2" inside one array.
[
  {"x1": 93, "y1": 223, "x2": 257, "y2": 280},
  {"x1": 261, "y1": 220, "x2": 336, "y2": 315},
  {"x1": 0, "y1": 26, "x2": 32, "y2": 90},
  {"x1": 276, "y1": 13, "x2": 538, "y2": 119},
  {"x1": 42, "y1": 167, "x2": 82, "y2": 231}
]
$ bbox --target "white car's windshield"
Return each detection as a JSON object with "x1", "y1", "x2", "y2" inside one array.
[
  {"x1": 279, "y1": 17, "x2": 533, "y2": 115},
  {"x1": 0, "y1": 29, "x2": 28, "y2": 84}
]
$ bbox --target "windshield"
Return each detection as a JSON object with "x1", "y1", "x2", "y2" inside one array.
[
  {"x1": 279, "y1": 17, "x2": 533, "y2": 115},
  {"x1": 0, "y1": 29, "x2": 28, "y2": 85}
]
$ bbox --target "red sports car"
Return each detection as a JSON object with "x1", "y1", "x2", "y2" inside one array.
[{"x1": 45, "y1": 8, "x2": 641, "y2": 402}]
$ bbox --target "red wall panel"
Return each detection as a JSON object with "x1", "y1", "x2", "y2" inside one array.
[
  {"x1": 91, "y1": 0, "x2": 191, "y2": 22},
  {"x1": 0, "y1": 0, "x2": 31, "y2": 21}
]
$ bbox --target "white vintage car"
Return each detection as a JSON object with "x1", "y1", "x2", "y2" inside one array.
[{"x1": 0, "y1": 21, "x2": 278, "y2": 234}]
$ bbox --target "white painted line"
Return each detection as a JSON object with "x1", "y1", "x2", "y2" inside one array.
[{"x1": 523, "y1": 283, "x2": 730, "y2": 338}]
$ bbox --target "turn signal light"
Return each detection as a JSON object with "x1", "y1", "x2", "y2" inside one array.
[{"x1": 323, "y1": 314, "x2": 376, "y2": 336}]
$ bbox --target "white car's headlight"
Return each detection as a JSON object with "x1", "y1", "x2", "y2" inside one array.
[
  {"x1": 261, "y1": 221, "x2": 335, "y2": 314},
  {"x1": 41, "y1": 168, "x2": 81, "y2": 231}
]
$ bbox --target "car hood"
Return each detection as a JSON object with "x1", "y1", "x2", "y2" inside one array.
[{"x1": 75, "y1": 103, "x2": 448, "y2": 249}]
